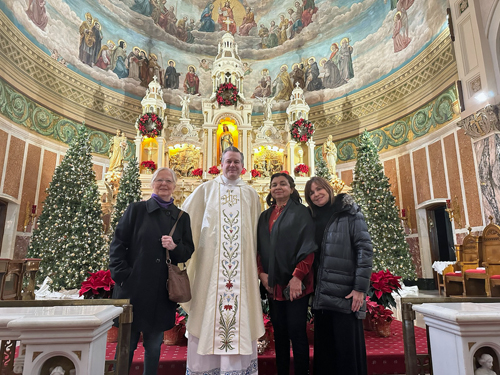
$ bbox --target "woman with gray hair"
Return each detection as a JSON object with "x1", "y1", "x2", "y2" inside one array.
[{"x1": 110, "y1": 167, "x2": 195, "y2": 375}]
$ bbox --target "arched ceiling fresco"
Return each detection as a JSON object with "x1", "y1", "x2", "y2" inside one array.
[{"x1": 4, "y1": 0, "x2": 448, "y2": 113}]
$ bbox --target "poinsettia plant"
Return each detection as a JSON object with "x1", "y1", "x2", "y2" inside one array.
[
  {"x1": 141, "y1": 160, "x2": 157, "y2": 171},
  {"x1": 366, "y1": 297, "x2": 394, "y2": 323},
  {"x1": 251, "y1": 169, "x2": 261, "y2": 178},
  {"x1": 79, "y1": 270, "x2": 115, "y2": 299},
  {"x1": 208, "y1": 165, "x2": 221, "y2": 175},
  {"x1": 241, "y1": 168, "x2": 247, "y2": 175},
  {"x1": 367, "y1": 269, "x2": 402, "y2": 309},
  {"x1": 281, "y1": 170, "x2": 290, "y2": 174},
  {"x1": 294, "y1": 163, "x2": 309, "y2": 175},
  {"x1": 191, "y1": 168, "x2": 203, "y2": 177},
  {"x1": 175, "y1": 306, "x2": 188, "y2": 326}
]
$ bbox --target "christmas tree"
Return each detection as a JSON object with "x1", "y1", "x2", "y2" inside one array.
[
  {"x1": 28, "y1": 125, "x2": 107, "y2": 290},
  {"x1": 315, "y1": 157, "x2": 332, "y2": 180},
  {"x1": 109, "y1": 157, "x2": 142, "y2": 234},
  {"x1": 351, "y1": 130, "x2": 416, "y2": 280}
]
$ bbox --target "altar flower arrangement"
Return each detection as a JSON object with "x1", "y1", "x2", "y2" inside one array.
[
  {"x1": 216, "y1": 83, "x2": 239, "y2": 106},
  {"x1": 165, "y1": 306, "x2": 188, "y2": 345},
  {"x1": 79, "y1": 270, "x2": 115, "y2": 299},
  {"x1": 141, "y1": 160, "x2": 156, "y2": 171},
  {"x1": 281, "y1": 170, "x2": 290, "y2": 174},
  {"x1": 367, "y1": 269, "x2": 402, "y2": 309},
  {"x1": 241, "y1": 168, "x2": 247, "y2": 175},
  {"x1": 251, "y1": 169, "x2": 261, "y2": 178},
  {"x1": 136, "y1": 112, "x2": 163, "y2": 138},
  {"x1": 294, "y1": 163, "x2": 309, "y2": 176},
  {"x1": 191, "y1": 168, "x2": 203, "y2": 177},
  {"x1": 290, "y1": 118, "x2": 314, "y2": 142},
  {"x1": 208, "y1": 165, "x2": 220, "y2": 175}
]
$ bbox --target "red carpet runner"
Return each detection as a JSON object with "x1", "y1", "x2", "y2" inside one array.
[{"x1": 105, "y1": 320, "x2": 428, "y2": 375}]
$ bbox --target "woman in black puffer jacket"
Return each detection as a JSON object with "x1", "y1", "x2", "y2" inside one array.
[{"x1": 304, "y1": 177, "x2": 373, "y2": 375}]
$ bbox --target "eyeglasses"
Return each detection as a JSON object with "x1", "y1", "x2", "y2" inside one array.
[{"x1": 155, "y1": 179, "x2": 175, "y2": 184}]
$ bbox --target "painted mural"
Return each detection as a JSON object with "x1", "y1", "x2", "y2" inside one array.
[{"x1": 4, "y1": 0, "x2": 448, "y2": 112}]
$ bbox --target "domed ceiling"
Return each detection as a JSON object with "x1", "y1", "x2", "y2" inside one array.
[{"x1": 4, "y1": 0, "x2": 448, "y2": 112}]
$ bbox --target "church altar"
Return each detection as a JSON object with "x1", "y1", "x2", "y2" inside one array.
[{"x1": 107, "y1": 30, "x2": 330, "y2": 206}]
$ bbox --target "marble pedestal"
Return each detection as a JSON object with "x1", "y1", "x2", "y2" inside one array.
[
  {"x1": 0, "y1": 305, "x2": 123, "y2": 374},
  {"x1": 413, "y1": 302, "x2": 500, "y2": 375}
]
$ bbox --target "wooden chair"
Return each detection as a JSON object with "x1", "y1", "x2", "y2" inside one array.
[
  {"x1": 463, "y1": 230, "x2": 486, "y2": 296},
  {"x1": 482, "y1": 218, "x2": 500, "y2": 297},
  {"x1": 0, "y1": 260, "x2": 24, "y2": 300}
]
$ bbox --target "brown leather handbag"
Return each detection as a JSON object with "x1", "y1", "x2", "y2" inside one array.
[{"x1": 165, "y1": 211, "x2": 192, "y2": 303}]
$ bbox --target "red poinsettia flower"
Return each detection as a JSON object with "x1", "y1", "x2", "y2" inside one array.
[
  {"x1": 251, "y1": 169, "x2": 261, "y2": 178},
  {"x1": 208, "y1": 165, "x2": 221, "y2": 175},
  {"x1": 192, "y1": 168, "x2": 203, "y2": 177},
  {"x1": 79, "y1": 270, "x2": 115, "y2": 299}
]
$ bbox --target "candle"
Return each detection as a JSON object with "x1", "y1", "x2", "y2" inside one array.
[
  {"x1": 446, "y1": 199, "x2": 451, "y2": 208},
  {"x1": 401, "y1": 208, "x2": 406, "y2": 218},
  {"x1": 31, "y1": 204, "x2": 37, "y2": 214}
]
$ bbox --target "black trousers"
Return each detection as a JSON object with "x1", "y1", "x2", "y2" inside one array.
[
  {"x1": 313, "y1": 309, "x2": 368, "y2": 375},
  {"x1": 269, "y1": 295, "x2": 310, "y2": 375}
]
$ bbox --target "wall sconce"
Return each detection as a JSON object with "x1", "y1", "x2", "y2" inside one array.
[
  {"x1": 399, "y1": 207, "x2": 412, "y2": 234},
  {"x1": 445, "y1": 196, "x2": 462, "y2": 228},
  {"x1": 23, "y1": 203, "x2": 38, "y2": 232}
]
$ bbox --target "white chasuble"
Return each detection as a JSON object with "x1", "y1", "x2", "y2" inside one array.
[
  {"x1": 181, "y1": 176, "x2": 265, "y2": 356},
  {"x1": 214, "y1": 183, "x2": 242, "y2": 354}
]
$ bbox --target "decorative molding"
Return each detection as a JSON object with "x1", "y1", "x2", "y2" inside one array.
[
  {"x1": 457, "y1": 104, "x2": 500, "y2": 138},
  {"x1": 335, "y1": 84, "x2": 460, "y2": 162},
  {"x1": 0, "y1": 78, "x2": 135, "y2": 158}
]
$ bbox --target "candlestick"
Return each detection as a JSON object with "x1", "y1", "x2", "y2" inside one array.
[
  {"x1": 31, "y1": 204, "x2": 37, "y2": 214},
  {"x1": 401, "y1": 208, "x2": 406, "y2": 218}
]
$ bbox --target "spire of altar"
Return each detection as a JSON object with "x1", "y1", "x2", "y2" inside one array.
[
  {"x1": 286, "y1": 82, "x2": 310, "y2": 123},
  {"x1": 140, "y1": 76, "x2": 166, "y2": 120},
  {"x1": 212, "y1": 29, "x2": 245, "y2": 99}
]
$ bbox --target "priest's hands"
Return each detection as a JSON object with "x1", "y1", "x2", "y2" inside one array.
[{"x1": 162, "y1": 235, "x2": 177, "y2": 250}]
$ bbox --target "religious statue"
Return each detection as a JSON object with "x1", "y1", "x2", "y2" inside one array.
[
  {"x1": 256, "y1": 96, "x2": 275, "y2": 121},
  {"x1": 108, "y1": 129, "x2": 128, "y2": 172},
  {"x1": 49, "y1": 366, "x2": 66, "y2": 375},
  {"x1": 178, "y1": 94, "x2": 191, "y2": 119},
  {"x1": 322, "y1": 134, "x2": 337, "y2": 175},
  {"x1": 219, "y1": 125, "x2": 234, "y2": 156},
  {"x1": 475, "y1": 354, "x2": 497, "y2": 375}
]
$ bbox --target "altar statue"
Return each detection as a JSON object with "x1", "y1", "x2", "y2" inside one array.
[
  {"x1": 49, "y1": 366, "x2": 66, "y2": 375},
  {"x1": 256, "y1": 96, "x2": 275, "y2": 121},
  {"x1": 219, "y1": 125, "x2": 234, "y2": 156},
  {"x1": 178, "y1": 94, "x2": 191, "y2": 119},
  {"x1": 108, "y1": 129, "x2": 128, "y2": 172},
  {"x1": 475, "y1": 354, "x2": 497, "y2": 375},
  {"x1": 322, "y1": 134, "x2": 337, "y2": 175}
]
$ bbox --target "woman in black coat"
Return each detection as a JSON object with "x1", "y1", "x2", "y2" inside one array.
[
  {"x1": 109, "y1": 167, "x2": 195, "y2": 375},
  {"x1": 304, "y1": 176, "x2": 373, "y2": 375},
  {"x1": 257, "y1": 173, "x2": 317, "y2": 375}
]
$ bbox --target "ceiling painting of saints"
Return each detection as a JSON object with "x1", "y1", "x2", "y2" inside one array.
[{"x1": 4, "y1": 0, "x2": 448, "y2": 111}]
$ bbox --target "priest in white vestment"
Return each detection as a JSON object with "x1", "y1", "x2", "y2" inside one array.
[{"x1": 182, "y1": 146, "x2": 265, "y2": 375}]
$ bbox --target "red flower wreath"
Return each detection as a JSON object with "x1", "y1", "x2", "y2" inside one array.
[
  {"x1": 290, "y1": 118, "x2": 314, "y2": 143},
  {"x1": 136, "y1": 112, "x2": 163, "y2": 138},
  {"x1": 216, "y1": 83, "x2": 240, "y2": 106}
]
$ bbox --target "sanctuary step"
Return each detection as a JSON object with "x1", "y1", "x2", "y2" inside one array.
[{"x1": 105, "y1": 320, "x2": 428, "y2": 375}]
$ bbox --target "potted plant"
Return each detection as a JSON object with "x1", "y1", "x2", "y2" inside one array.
[
  {"x1": 140, "y1": 160, "x2": 156, "y2": 174},
  {"x1": 250, "y1": 169, "x2": 261, "y2": 179},
  {"x1": 364, "y1": 270, "x2": 402, "y2": 336},
  {"x1": 164, "y1": 306, "x2": 188, "y2": 345},
  {"x1": 191, "y1": 168, "x2": 203, "y2": 178},
  {"x1": 294, "y1": 163, "x2": 309, "y2": 177},
  {"x1": 79, "y1": 270, "x2": 117, "y2": 342},
  {"x1": 208, "y1": 165, "x2": 220, "y2": 176}
]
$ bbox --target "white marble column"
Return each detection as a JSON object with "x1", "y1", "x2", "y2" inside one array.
[
  {"x1": 288, "y1": 140, "x2": 297, "y2": 177},
  {"x1": 307, "y1": 139, "x2": 316, "y2": 176}
]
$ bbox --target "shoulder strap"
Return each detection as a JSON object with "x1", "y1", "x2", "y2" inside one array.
[{"x1": 166, "y1": 210, "x2": 184, "y2": 263}]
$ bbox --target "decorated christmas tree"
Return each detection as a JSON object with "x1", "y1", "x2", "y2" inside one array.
[
  {"x1": 109, "y1": 157, "x2": 142, "y2": 234},
  {"x1": 28, "y1": 125, "x2": 107, "y2": 290},
  {"x1": 315, "y1": 157, "x2": 332, "y2": 180},
  {"x1": 351, "y1": 131, "x2": 416, "y2": 280}
]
